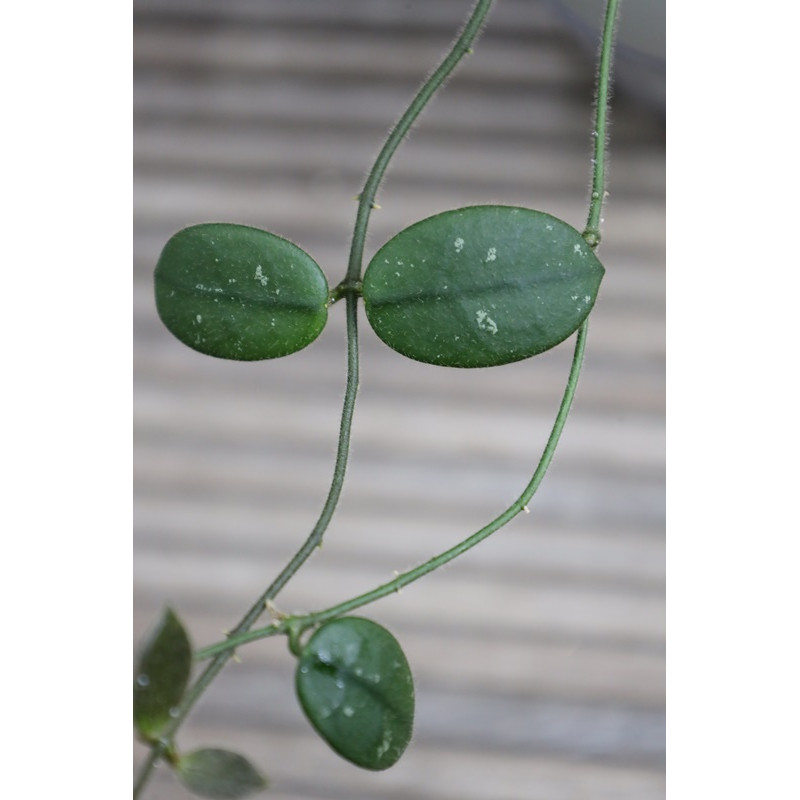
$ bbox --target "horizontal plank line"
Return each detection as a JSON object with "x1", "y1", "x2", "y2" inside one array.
[
  {"x1": 133, "y1": 349, "x2": 664, "y2": 420},
  {"x1": 177, "y1": 685, "x2": 664, "y2": 768},
  {"x1": 135, "y1": 528, "x2": 663, "y2": 598},
  {"x1": 133, "y1": 177, "x2": 665, "y2": 254},
  {"x1": 145, "y1": 425, "x2": 661, "y2": 477},
  {"x1": 135, "y1": 482, "x2": 663, "y2": 546},
  {"x1": 133, "y1": 0, "x2": 563, "y2": 39},
  {"x1": 134, "y1": 549, "x2": 664, "y2": 645},
  {"x1": 133, "y1": 74, "x2": 664, "y2": 145},
  {"x1": 134, "y1": 439, "x2": 664, "y2": 518},
  {"x1": 134, "y1": 163, "x2": 662, "y2": 210},
  {"x1": 135, "y1": 723, "x2": 665, "y2": 800},
  {"x1": 133, "y1": 26, "x2": 587, "y2": 86},
  {"x1": 134, "y1": 478, "x2": 665, "y2": 533},
  {"x1": 134, "y1": 372, "x2": 664, "y2": 461},
  {"x1": 133, "y1": 131, "x2": 662, "y2": 201}
]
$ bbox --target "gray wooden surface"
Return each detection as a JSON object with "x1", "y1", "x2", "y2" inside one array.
[{"x1": 133, "y1": 2, "x2": 665, "y2": 798}]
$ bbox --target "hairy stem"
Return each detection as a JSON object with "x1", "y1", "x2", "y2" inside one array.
[
  {"x1": 584, "y1": 0, "x2": 620, "y2": 247},
  {"x1": 343, "y1": 0, "x2": 494, "y2": 284}
]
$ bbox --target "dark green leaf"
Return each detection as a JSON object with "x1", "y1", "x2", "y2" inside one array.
[
  {"x1": 155, "y1": 223, "x2": 329, "y2": 361},
  {"x1": 362, "y1": 205, "x2": 604, "y2": 367},
  {"x1": 177, "y1": 748, "x2": 267, "y2": 799},
  {"x1": 133, "y1": 607, "x2": 191, "y2": 740},
  {"x1": 295, "y1": 617, "x2": 414, "y2": 770}
]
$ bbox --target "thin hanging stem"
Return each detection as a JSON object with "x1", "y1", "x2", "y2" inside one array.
[
  {"x1": 584, "y1": 0, "x2": 620, "y2": 247},
  {"x1": 343, "y1": 0, "x2": 494, "y2": 284}
]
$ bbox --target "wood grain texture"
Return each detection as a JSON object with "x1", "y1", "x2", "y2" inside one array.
[{"x1": 134, "y1": 1, "x2": 664, "y2": 797}]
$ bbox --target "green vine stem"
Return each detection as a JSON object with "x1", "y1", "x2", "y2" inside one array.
[
  {"x1": 134, "y1": 3, "x2": 495, "y2": 796},
  {"x1": 196, "y1": 318, "x2": 589, "y2": 661},
  {"x1": 341, "y1": 0, "x2": 494, "y2": 286},
  {"x1": 584, "y1": 0, "x2": 619, "y2": 247}
]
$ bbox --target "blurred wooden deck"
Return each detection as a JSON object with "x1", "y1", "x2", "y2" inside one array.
[{"x1": 133, "y1": 1, "x2": 665, "y2": 798}]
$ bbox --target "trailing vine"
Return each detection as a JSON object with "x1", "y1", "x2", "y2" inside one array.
[{"x1": 134, "y1": 1, "x2": 620, "y2": 796}]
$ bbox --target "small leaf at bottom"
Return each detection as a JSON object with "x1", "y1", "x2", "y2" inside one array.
[
  {"x1": 177, "y1": 748, "x2": 268, "y2": 799},
  {"x1": 133, "y1": 607, "x2": 192, "y2": 739}
]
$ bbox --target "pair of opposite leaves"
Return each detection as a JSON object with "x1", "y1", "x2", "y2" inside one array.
[{"x1": 154, "y1": 206, "x2": 604, "y2": 369}]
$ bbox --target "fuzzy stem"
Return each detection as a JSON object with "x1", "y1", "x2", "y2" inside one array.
[
  {"x1": 584, "y1": 0, "x2": 620, "y2": 247},
  {"x1": 342, "y1": 0, "x2": 494, "y2": 284}
]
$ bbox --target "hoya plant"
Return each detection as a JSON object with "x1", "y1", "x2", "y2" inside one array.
[{"x1": 134, "y1": 1, "x2": 621, "y2": 796}]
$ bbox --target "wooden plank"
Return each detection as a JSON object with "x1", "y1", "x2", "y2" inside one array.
[
  {"x1": 134, "y1": 178, "x2": 664, "y2": 252},
  {"x1": 134, "y1": 381, "x2": 664, "y2": 471},
  {"x1": 133, "y1": 26, "x2": 584, "y2": 85},
  {"x1": 134, "y1": 499, "x2": 665, "y2": 590},
  {"x1": 133, "y1": 127, "x2": 663, "y2": 200},
  {"x1": 133, "y1": 0, "x2": 562, "y2": 33},
  {"x1": 133, "y1": 74, "x2": 661, "y2": 145}
]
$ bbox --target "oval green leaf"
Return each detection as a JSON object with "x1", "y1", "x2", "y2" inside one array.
[
  {"x1": 155, "y1": 223, "x2": 329, "y2": 361},
  {"x1": 133, "y1": 607, "x2": 191, "y2": 740},
  {"x1": 177, "y1": 748, "x2": 267, "y2": 799},
  {"x1": 362, "y1": 206, "x2": 605, "y2": 367},
  {"x1": 295, "y1": 617, "x2": 414, "y2": 770}
]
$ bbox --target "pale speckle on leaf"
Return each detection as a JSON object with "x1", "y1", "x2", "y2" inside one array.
[
  {"x1": 254, "y1": 265, "x2": 269, "y2": 286},
  {"x1": 475, "y1": 309, "x2": 498, "y2": 334}
]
